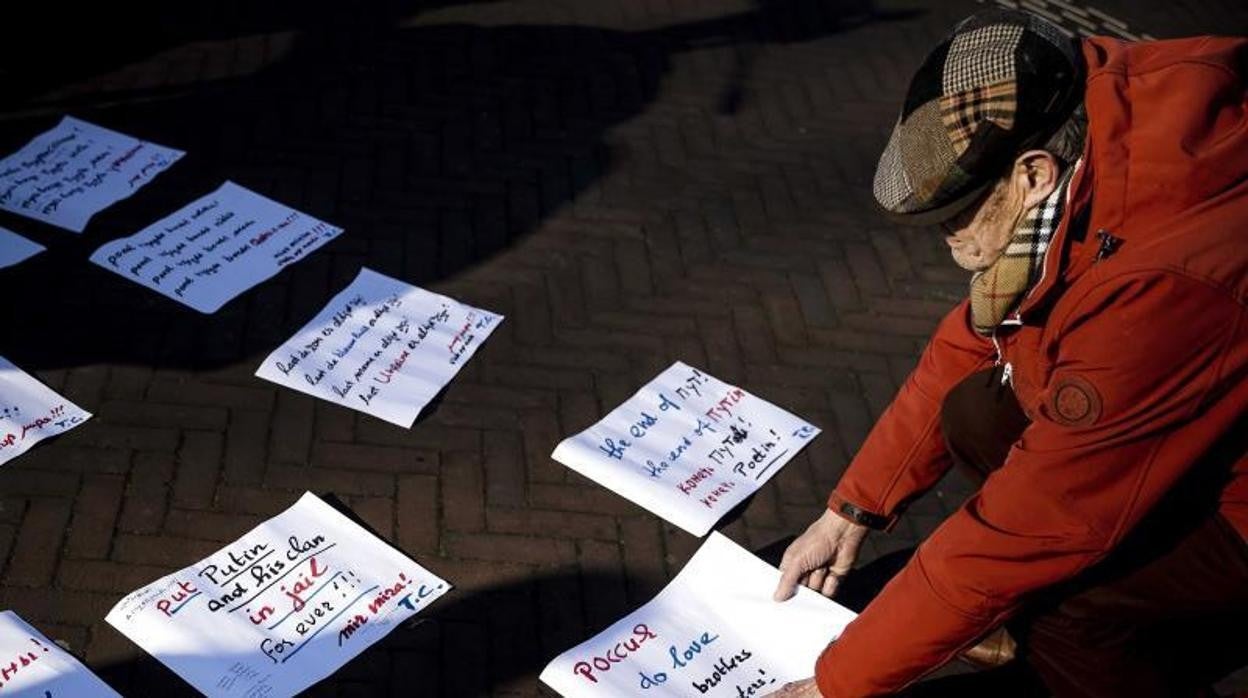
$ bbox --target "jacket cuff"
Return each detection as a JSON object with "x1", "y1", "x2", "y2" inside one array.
[{"x1": 828, "y1": 491, "x2": 897, "y2": 531}]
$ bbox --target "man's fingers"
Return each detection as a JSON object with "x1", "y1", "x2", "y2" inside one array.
[
  {"x1": 774, "y1": 514, "x2": 863, "y2": 603},
  {"x1": 767, "y1": 678, "x2": 818, "y2": 697},
  {"x1": 780, "y1": 563, "x2": 850, "y2": 600},
  {"x1": 806, "y1": 567, "x2": 827, "y2": 593},
  {"x1": 773, "y1": 563, "x2": 805, "y2": 601},
  {"x1": 767, "y1": 681, "x2": 799, "y2": 697},
  {"x1": 828, "y1": 557, "x2": 853, "y2": 578},
  {"x1": 830, "y1": 536, "x2": 865, "y2": 577},
  {"x1": 819, "y1": 572, "x2": 840, "y2": 598},
  {"x1": 822, "y1": 536, "x2": 863, "y2": 588}
]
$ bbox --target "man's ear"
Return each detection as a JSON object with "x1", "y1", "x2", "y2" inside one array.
[{"x1": 1012, "y1": 150, "x2": 1061, "y2": 209}]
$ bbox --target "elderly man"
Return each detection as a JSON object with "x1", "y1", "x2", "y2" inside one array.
[{"x1": 769, "y1": 9, "x2": 1248, "y2": 697}]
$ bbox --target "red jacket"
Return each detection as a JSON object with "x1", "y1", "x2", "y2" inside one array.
[{"x1": 816, "y1": 36, "x2": 1248, "y2": 696}]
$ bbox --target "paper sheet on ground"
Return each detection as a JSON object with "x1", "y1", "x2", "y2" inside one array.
[
  {"x1": 255, "y1": 267, "x2": 502, "y2": 428},
  {"x1": 0, "y1": 116, "x2": 182, "y2": 232},
  {"x1": 0, "y1": 611, "x2": 121, "y2": 697},
  {"x1": 541, "y1": 532, "x2": 856, "y2": 697},
  {"x1": 106, "y1": 492, "x2": 450, "y2": 698},
  {"x1": 552, "y1": 362, "x2": 819, "y2": 536},
  {"x1": 0, "y1": 356, "x2": 91, "y2": 468},
  {"x1": 89, "y1": 181, "x2": 342, "y2": 313},
  {"x1": 0, "y1": 227, "x2": 44, "y2": 269}
]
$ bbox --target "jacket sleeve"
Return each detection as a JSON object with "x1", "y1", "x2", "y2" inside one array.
[
  {"x1": 830, "y1": 299, "x2": 996, "y2": 529},
  {"x1": 815, "y1": 272, "x2": 1247, "y2": 696}
]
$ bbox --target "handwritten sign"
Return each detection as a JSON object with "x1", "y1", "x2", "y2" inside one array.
[
  {"x1": 552, "y1": 362, "x2": 819, "y2": 536},
  {"x1": 0, "y1": 611, "x2": 121, "y2": 697},
  {"x1": 0, "y1": 116, "x2": 182, "y2": 232},
  {"x1": 255, "y1": 268, "x2": 502, "y2": 428},
  {"x1": 0, "y1": 228, "x2": 44, "y2": 270},
  {"x1": 106, "y1": 492, "x2": 450, "y2": 697},
  {"x1": 89, "y1": 181, "x2": 343, "y2": 313},
  {"x1": 0, "y1": 356, "x2": 92, "y2": 468},
  {"x1": 541, "y1": 533, "x2": 855, "y2": 697}
]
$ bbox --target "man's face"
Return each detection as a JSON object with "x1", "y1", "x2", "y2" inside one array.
[{"x1": 939, "y1": 180, "x2": 1021, "y2": 272}]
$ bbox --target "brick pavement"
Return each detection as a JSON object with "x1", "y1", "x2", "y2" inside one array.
[{"x1": 0, "y1": 0, "x2": 1244, "y2": 695}]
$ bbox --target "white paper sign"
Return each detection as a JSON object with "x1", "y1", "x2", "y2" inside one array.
[
  {"x1": 255, "y1": 268, "x2": 502, "y2": 428},
  {"x1": 0, "y1": 356, "x2": 92, "y2": 467},
  {"x1": 106, "y1": 492, "x2": 450, "y2": 698},
  {"x1": 0, "y1": 611, "x2": 121, "y2": 697},
  {"x1": 541, "y1": 533, "x2": 855, "y2": 697},
  {"x1": 0, "y1": 228, "x2": 44, "y2": 269},
  {"x1": 89, "y1": 181, "x2": 343, "y2": 313},
  {"x1": 0, "y1": 116, "x2": 183, "y2": 232},
  {"x1": 553, "y1": 362, "x2": 819, "y2": 536}
]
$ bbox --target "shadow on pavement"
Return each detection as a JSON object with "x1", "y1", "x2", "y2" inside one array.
[
  {"x1": 0, "y1": 0, "x2": 921, "y2": 373},
  {"x1": 0, "y1": 1, "x2": 502, "y2": 108}
]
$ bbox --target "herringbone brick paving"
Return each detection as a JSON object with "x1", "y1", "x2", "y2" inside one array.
[{"x1": 0, "y1": 0, "x2": 1244, "y2": 695}]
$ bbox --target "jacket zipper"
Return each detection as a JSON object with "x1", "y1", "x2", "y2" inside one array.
[{"x1": 993, "y1": 316, "x2": 1022, "y2": 387}]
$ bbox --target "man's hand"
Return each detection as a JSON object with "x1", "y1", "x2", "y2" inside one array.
[
  {"x1": 773, "y1": 509, "x2": 868, "y2": 601},
  {"x1": 764, "y1": 677, "x2": 822, "y2": 697}
]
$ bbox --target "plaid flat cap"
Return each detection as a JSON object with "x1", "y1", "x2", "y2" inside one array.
[{"x1": 874, "y1": 9, "x2": 1084, "y2": 225}]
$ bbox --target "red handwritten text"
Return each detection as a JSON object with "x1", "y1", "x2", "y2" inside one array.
[
  {"x1": 699, "y1": 480, "x2": 738, "y2": 509},
  {"x1": 281, "y1": 556, "x2": 328, "y2": 612},
  {"x1": 155, "y1": 580, "x2": 199, "y2": 618},
  {"x1": 0, "y1": 637, "x2": 51, "y2": 688},
  {"x1": 572, "y1": 624, "x2": 659, "y2": 684}
]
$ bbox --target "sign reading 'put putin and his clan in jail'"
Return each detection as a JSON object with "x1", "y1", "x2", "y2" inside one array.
[
  {"x1": 255, "y1": 268, "x2": 503, "y2": 428},
  {"x1": 0, "y1": 116, "x2": 182, "y2": 233},
  {"x1": 0, "y1": 611, "x2": 121, "y2": 696},
  {"x1": 540, "y1": 533, "x2": 856, "y2": 697},
  {"x1": 0, "y1": 356, "x2": 92, "y2": 468},
  {"x1": 552, "y1": 362, "x2": 819, "y2": 536},
  {"x1": 89, "y1": 181, "x2": 342, "y2": 313},
  {"x1": 105, "y1": 493, "x2": 450, "y2": 698}
]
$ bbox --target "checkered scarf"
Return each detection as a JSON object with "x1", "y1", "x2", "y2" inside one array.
[{"x1": 969, "y1": 161, "x2": 1078, "y2": 335}]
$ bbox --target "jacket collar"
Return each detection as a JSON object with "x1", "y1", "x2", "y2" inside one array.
[{"x1": 1010, "y1": 149, "x2": 1094, "y2": 322}]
